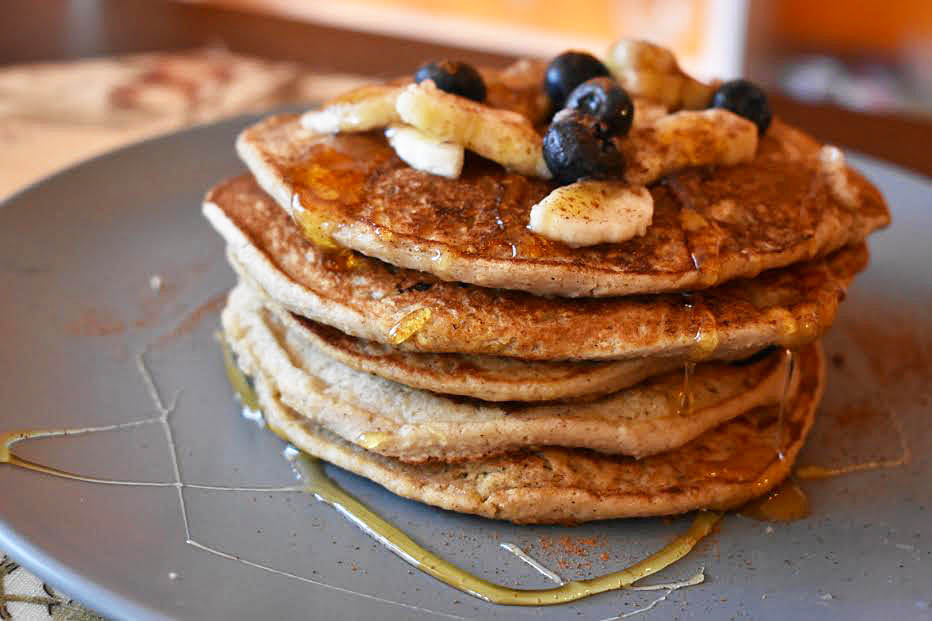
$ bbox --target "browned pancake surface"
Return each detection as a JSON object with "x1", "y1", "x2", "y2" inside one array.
[
  {"x1": 224, "y1": 282, "x2": 797, "y2": 462},
  {"x1": 275, "y1": 309, "x2": 685, "y2": 402},
  {"x1": 237, "y1": 113, "x2": 888, "y2": 296},
  {"x1": 205, "y1": 174, "x2": 867, "y2": 360}
]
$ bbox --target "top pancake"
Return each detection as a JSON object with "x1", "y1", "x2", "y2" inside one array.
[
  {"x1": 204, "y1": 174, "x2": 867, "y2": 361},
  {"x1": 237, "y1": 112, "x2": 888, "y2": 297}
]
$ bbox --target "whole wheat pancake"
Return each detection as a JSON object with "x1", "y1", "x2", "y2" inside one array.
[
  {"x1": 237, "y1": 112, "x2": 887, "y2": 297},
  {"x1": 269, "y1": 304, "x2": 685, "y2": 402},
  {"x1": 242, "y1": 341, "x2": 823, "y2": 523},
  {"x1": 204, "y1": 175, "x2": 867, "y2": 361},
  {"x1": 223, "y1": 283, "x2": 800, "y2": 462}
]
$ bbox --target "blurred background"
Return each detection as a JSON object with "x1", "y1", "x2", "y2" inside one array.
[
  {"x1": 211, "y1": 0, "x2": 932, "y2": 117},
  {"x1": 1, "y1": 0, "x2": 930, "y2": 198}
]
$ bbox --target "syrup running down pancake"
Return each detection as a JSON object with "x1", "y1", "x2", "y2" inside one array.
[
  {"x1": 224, "y1": 283, "x2": 800, "y2": 462},
  {"x1": 230, "y1": 334, "x2": 824, "y2": 524},
  {"x1": 204, "y1": 174, "x2": 867, "y2": 360}
]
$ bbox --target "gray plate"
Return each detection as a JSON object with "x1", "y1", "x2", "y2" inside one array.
[{"x1": 1, "y1": 114, "x2": 930, "y2": 621}]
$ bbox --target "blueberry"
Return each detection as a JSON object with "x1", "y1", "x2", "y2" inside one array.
[
  {"x1": 542, "y1": 110, "x2": 625, "y2": 185},
  {"x1": 414, "y1": 60, "x2": 486, "y2": 102},
  {"x1": 710, "y1": 79, "x2": 772, "y2": 134},
  {"x1": 544, "y1": 51, "x2": 611, "y2": 110},
  {"x1": 565, "y1": 77, "x2": 634, "y2": 137}
]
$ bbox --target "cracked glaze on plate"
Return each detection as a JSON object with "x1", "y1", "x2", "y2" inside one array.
[{"x1": 0, "y1": 114, "x2": 930, "y2": 620}]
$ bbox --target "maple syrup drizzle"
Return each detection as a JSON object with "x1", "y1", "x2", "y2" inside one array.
[
  {"x1": 688, "y1": 296, "x2": 719, "y2": 361},
  {"x1": 769, "y1": 307, "x2": 822, "y2": 350},
  {"x1": 0, "y1": 361, "x2": 455, "y2": 618},
  {"x1": 0, "y1": 423, "x2": 172, "y2": 487},
  {"x1": 294, "y1": 451, "x2": 721, "y2": 606},
  {"x1": 0, "y1": 340, "x2": 721, "y2": 611},
  {"x1": 796, "y1": 457, "x2": 910, "y2": 480},
  {"x1": 739, "y1": 479, "x2": 810, "y2": 522},
  {"x1": 676, "y1": 295, "x2": 719, "y2": 414},
  {"x1": 357, "y1": 431, "x2": 393, "y2": 450},
  {"x1": 222, "y1": 339, "x2": 260, "y2": 411},
  {"x1": 796, "y1": 406, "x2": 912, "y2": 480},
  {"x1": 678, "y1": 362, "x2": 697, "y2": 415},
  {"x1": 388, "y1": 307, "x2": 432, "y2": 345},
  {"x1": 291, "y1": 201, "x2": 360, "y2": 273},
  {"x1": 287, "y1": 184, "x2": 364, "y2": 275},
  {"x1": 774, "y1": 349, "x2": 796, "y2": 461},
  {"x1": 677, "y1": 203, "x2": 724, "y2": 288},
  {"x1": 225, "y1": 343, "x2": 723, "y2": 605},
  {"x1": 0, "y1": 425, "x2": 304, "y2": 494},
  {"x1": 294, "y1": 207, "x2": 340, "y2": 250},
  {"x1": 0, "y1": 350, "x2": 306, "y2": 499}
]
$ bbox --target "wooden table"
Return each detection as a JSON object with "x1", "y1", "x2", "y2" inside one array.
[{"x1": 2, "y1": 0, "x2": 930, "y2": 178}]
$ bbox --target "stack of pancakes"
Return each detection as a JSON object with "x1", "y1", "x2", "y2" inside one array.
[{"x1": 204, "y1": 62, "x2": 889, "y2": 524}]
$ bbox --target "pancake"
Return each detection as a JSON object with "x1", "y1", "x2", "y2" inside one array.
[
  {"x1": 223, "y1": 283, "x2": 800, "y2": 462},
  {"x1": 269, "y1": 304, "x2": 685, "y2": 402},
  {"x1": 204, "y1": 174, "x2": 867, "y2": 361},
  {"x1": 236, "y1": 112, "x2": 888, "y2": 297},
  {"x1": 242, "y1": 340, "x2": 823, "y2": 524}
]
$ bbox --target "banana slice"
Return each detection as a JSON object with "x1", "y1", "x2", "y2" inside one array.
[
  {"x1": 385, "y1": 124, "x2": 464, "y2": 179},
  {"x1": 606, "y1": 39, "x2": 715, "y2": 110},
  {"x1": 301, "y1": 84, "x2": 402, "y2": 133},
  {"x1": 616, "y1": 69, "x2": 687, "y2": 109},
  {"x1": 819, "y1": 145, "x2": 859, "y2": 209},
  {"x1": 607, "y1": 38, "x2": 678, "y2": 73},
  {"x1": 396, "y1": 81, "x2": 551, "y2": 178},
  {"x1": 620, "y1": 109, "x2": 758, "y2": 186},
  {"x1": 528, "y1": 180, "x2": 653, "y2": 247}
]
